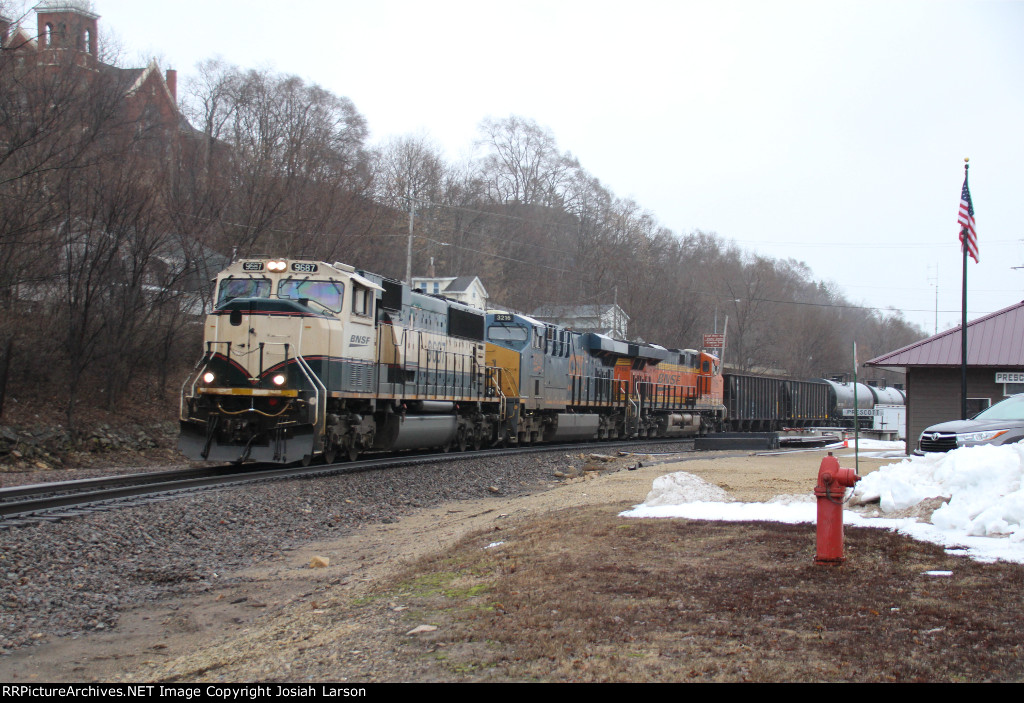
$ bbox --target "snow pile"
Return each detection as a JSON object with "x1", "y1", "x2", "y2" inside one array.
[
  {"x1": 855, "y1": 444, "x2": 1024, "y2": 540},
  {"x1": 641, "y1": 471, "x2": 730, "y2": 506},
  {"x1": 621, "y1": 444, "x2": 1024, "y2": 564}
]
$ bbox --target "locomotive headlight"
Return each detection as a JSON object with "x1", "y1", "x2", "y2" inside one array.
[
  {"x1": 202, "y1": 372, "x2": 215, "y2": 384},
  {"x1": 267, "y1": 260, "x2": 287, "y2": 272},
  {"x1": 272, "y1": 374, "x2": 286, "y2": 386}
]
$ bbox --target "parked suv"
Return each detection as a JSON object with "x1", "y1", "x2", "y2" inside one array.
[{"x1": 917, "y1": 394, "x2": 1024, "y2": 453}]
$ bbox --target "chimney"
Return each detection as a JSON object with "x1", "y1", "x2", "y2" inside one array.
[{"x1": 165, "y1": 68, "x2": 177, "y2": 103}]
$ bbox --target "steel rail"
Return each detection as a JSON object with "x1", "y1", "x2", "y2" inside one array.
[{"x1": 0, "y1": 438, "x2": 697, "y2": 526}]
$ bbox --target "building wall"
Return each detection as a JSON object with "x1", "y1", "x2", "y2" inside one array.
[{"x1": 906, "y1": 367, "x2": 1008, "y2": 452}]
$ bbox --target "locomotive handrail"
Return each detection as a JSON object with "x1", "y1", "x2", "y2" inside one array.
[
  {"x1": 485, "y1": 366, "x2": 507, "y2": 418},
  {"x1": 633, "y1": 380, "x2": 699, "y2": 410},
  {"x1": 492, "y1": 364, "x2": 521, "y2": 398},
  {"x1": 624, "y1": 380, "x2": 640, "y2": 436},
  {"x1": 255, "y1": 341, "x2": 326, "y2": 439},
  {"x1": 293, "y1": 354, "x2": 327, "y2": 438},
  {"x1": 180, "y1": 352, "x2": 212, "y2": 421},
  {"x1": 570, "y1": 373, "x2": 640, "y2": 407},
  {"x1": 180, "y1": 341, "x2": 235, "y2": 420}
]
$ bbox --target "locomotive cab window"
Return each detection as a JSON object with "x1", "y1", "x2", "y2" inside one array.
[
  {"x1": 351, "y1": 286, "x2": 372, "y2": 317},
  {"x1": 217, "y1": 277, "x2": 271, "y2": 306},
  {"x1": 487, "y1": 325, "x2": 529, "y2": 345},
  {"x1": 278, "y1": 279, "x2": 344, "y2": 313}
]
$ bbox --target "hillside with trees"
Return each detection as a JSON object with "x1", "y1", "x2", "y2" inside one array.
[{"x1": 0, "y1": 5, "x2": 923, "y2": 442}]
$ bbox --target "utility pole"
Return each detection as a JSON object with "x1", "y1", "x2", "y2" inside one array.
[{"x1": 405, "y1": 194, "x2": 415, "y2": 285}]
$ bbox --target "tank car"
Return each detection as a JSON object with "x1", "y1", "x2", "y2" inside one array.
[{"x1": 814, "y1": 379, "x2": 906, "y2": 424}]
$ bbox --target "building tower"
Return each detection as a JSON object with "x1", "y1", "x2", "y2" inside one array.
[{"x1": 36, "y1": 0, "x2": 99, "y2": 58}]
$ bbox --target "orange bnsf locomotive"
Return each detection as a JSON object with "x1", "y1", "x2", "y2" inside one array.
[{"x1": 180, "y1": 258, "x2": 726, "y2": 464}]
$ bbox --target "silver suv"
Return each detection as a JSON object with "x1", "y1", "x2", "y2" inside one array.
[{"x1": 917, "y1": 394, "x2": 1024, "y2": 453}]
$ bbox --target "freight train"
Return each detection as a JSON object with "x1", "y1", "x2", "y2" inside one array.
[
  {"x1": 179, "y1": 258, "x2": 904, "y2": 464},
  {"x1": 722, "y1": 374, "x2": 906, "y2": 432}
]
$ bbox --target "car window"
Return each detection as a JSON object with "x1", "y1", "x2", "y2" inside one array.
[{"x1": 973, "y1": 395, "x2": 1024, "y2": 421}]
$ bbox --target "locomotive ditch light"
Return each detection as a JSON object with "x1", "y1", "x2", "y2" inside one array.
[
  {"x1": 272, "y1": 374, "x2": 286, "y2": 386},
  {"x1": 202, "y1": 372, "x2": 215, "y2": 384}
]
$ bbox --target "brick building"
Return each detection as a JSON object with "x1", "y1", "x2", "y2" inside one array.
[{"x1": 1, "y1": 1, "x2": 184, "y2": 134}]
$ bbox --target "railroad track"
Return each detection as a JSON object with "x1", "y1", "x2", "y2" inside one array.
[{"x1": 0, "y1": 438, "x2": 697, "y2": 528}]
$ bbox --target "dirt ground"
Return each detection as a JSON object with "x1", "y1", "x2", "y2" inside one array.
[{"x1": 8, "y1": 447, "x2": 1021, "y2": 683}]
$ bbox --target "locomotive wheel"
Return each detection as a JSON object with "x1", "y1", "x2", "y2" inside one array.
[
  {"x1": 347, "y1": 445, "x2": 359, "y2": 462},
  {"x1": 456, "y1": 427, "x2": 467, "y2": 452},
  {"x1": 323, "y1": 446, "x2": 337, "y2": 464},
  {"x1": 300, "y1": 454, "x2": 313, "y2": 467},
  {"x1": 471, "y1": 430, "x2": 482, "y2": 451}
]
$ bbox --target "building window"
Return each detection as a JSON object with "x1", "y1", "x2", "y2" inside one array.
[
  {"x1": 44, "y1": 23, "x2": 53, "y2": 47},
  {"x1": 84, "y1": 29, "x2": 92, "y2": 54},
  {"x1": 966, "y1": 397, "x2": 991, "y2": 416}
]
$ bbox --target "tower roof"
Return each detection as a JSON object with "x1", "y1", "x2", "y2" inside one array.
[{"x1": 35, "y1": 1, "x2": 100, "y2": 19}]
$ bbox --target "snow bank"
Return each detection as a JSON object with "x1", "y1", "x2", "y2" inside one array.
[{"x1": 621, "y1": 444, "x2": 1024, "y2": 563}]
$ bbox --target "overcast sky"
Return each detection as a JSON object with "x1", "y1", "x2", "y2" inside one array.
[{"x1": 15, "y1": 0, "x2": 1023, "y2": 337}]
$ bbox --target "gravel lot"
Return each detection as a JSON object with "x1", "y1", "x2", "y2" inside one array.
[{"x1": 0, "y1": 445, "x2": 892, "y2": 681}]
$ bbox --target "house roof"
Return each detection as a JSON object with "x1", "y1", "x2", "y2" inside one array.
[
  {"x1": 867, "y1": 300, "x2": 1024, "y2": 369},
  {"x1": 411, "y1": 275, "x2": 488, "y2": 298},
  {"x1": 445, "y1": 276, "x2": 485, "y2": 295}
]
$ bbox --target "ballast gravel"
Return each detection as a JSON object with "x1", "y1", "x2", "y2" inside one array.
[{"x1": 0, "y1": 446, "x2": 681, "y2": 654}]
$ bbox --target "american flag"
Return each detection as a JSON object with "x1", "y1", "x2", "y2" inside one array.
[{"x1": 958, "y1": 172, "x2": 978, "y2": 263}]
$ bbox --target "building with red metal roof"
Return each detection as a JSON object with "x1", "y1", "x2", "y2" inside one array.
[{"x1": 867, "y1": 300, "x2": 1024, "y2": 452}]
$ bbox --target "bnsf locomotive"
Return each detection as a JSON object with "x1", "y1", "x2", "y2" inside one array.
[{"x1": 179, "y1": 258, "x2": 727, "y2": 464}]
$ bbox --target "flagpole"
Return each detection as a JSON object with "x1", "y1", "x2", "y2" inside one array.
[
  {"x1": 960, "y1": 158, "x2": 969, "y2": 419},
  {"x1": 961, "y1": 224, "x2": 968, "y2": 419}
]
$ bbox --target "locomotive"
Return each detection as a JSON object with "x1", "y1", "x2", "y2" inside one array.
[{"x1": 179, "y1": 258, "x2": 726, "y2": 464}]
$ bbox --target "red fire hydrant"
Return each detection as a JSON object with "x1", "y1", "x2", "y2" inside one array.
[{"x1": 814, "y1": 452, "x2": 860, "y2": 565}]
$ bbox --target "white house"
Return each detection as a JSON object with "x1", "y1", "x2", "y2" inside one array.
[{"x1": 411, "y1": 276, "x2": 489, "y2": 310}]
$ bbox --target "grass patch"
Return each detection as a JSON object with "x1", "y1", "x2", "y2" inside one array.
[{"x1": 349, "y1": 504, "x2": 1024, "y2": 682}]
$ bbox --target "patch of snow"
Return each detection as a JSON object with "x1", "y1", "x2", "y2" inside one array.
[{"x1": 621, "y1": 444, "x2": 1024, "y2": 564}]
